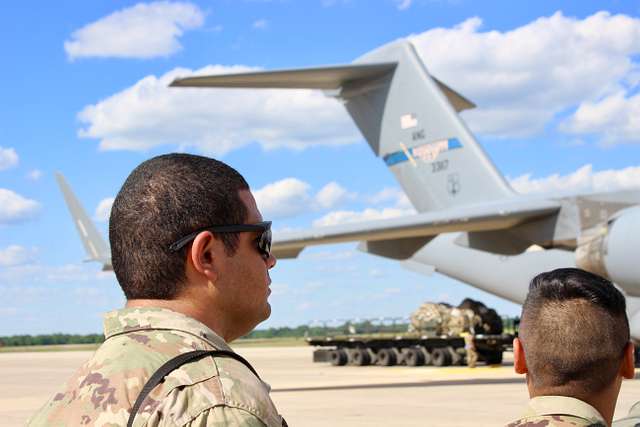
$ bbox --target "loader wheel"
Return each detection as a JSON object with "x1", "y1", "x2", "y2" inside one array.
[
  {"x1": 432, "y1": 348, "x2": 452, "y2": 367},
  {"x1": 420, "y1": 347, "x2": 432, "y2": 366},
  {"x1": 330, "y1": 348, "x2": 348, "y2": 366},
  {"x1": 377, "y1": 348, "x2": 397, "y2": 366},
  {"x1": 402, "y1": 348, "x2": 425, "y2": 366},
  {"x1": 351, "y1": 348, "x2": 372, "y2": 366},
  {"x1": 484, "y1": 351, "x2": 503, "y2": 365}
]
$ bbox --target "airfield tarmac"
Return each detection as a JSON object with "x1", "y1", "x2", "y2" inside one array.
[{"x1": 2, "y1": 346, "x2": 639, "y2": 426}]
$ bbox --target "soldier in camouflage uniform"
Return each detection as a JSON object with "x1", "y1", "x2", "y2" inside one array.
[
  {"x1": 461, "y1": 332, "x2": 477, "y2": 368},
  {"x1": 29, "y1": 154, "x2": 285, "y2": 426},
  {"x1": 507, "y1": 269, "x2": 636, "y2": 427}
]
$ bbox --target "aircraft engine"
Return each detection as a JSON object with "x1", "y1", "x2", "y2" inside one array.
[{"x1": 576, "y1": 206, "x2": 640, "y2": 297}]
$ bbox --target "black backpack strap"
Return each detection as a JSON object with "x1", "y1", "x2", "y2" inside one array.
[{"x1": 127, "y1": 349, "x2": 262, "y2": 427}]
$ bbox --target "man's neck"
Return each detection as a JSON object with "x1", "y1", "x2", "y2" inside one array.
[{"x1": 125, "y1": 298, "x2": 239, "y2": 342}]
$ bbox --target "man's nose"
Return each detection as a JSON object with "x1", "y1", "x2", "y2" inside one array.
[{"x1": 266, "y1": 253, "x2": 277, "y2": 269}]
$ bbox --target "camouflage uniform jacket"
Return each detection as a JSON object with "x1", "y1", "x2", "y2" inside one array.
[
  {"x1": 613, "y1": 401, "x2": 640, "y2": 427},
  {"x1": 28, "y1": 307, "x2": 285, "y2": 427},
  {"x1": 506, "y1": 396, "x2": 607, "y2": 427}
]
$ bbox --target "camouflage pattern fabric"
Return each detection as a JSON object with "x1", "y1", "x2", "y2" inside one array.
[
  {"x1": 613, "y1": 401, "x2": 640, "y2": 427},
  {"x1": 408, "y1": 303, "x2": 449, "y2": 335},
  {"x1": 28, "y1": 307, "x2": 284, "y2": 427},
  {"x1": 506, "y1": 396, "x2": 607, "y2": 427},
  {"x1": 446, "y1": 307, "x2": 477, "y2": 336},
  {"x1": 409, "y1": 302, "x2": 480, "y2": 336}
]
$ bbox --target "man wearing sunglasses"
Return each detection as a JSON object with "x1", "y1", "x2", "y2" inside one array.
[{"x1": 30, "y1": 154, "x2": 285, "y2": 427}]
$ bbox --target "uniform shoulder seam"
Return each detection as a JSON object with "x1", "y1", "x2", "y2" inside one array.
[{"x1": 179, "y1": 404, "x2": 268, "y2": 427}]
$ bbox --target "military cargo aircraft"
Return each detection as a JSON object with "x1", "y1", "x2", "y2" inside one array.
[{"x1": 58, "y1": 39, "x2": 640, "y2": 341}]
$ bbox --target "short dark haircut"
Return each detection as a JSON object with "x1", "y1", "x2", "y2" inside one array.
[
  {"x1": 519, "y1": 268, "x2": 629, "y2": 397},
  {"x1": 109, "y1": 153, "x2": 249, "y2": 300}
]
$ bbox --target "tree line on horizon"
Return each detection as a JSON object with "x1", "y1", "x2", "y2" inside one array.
[
  {"x1": 0, "y1": 320, "x2": 410, "y2": 347},
  {"x1": 0, "y1": 318, "x2": 518, "y2": 347}
]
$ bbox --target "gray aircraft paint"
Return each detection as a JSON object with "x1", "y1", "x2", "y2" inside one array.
[
  {"x1": 348, "y1": 41, "x2": 513, "y2": 212},
  {"x1": 55, "y1": 173, "x2": 112, "y2": 271},
  {"x1": 59, "y1": 38, "x2": 640, "y2": 341},
  {"x1": 172, "y1": 40, "x2": 513, "y2": 213}
]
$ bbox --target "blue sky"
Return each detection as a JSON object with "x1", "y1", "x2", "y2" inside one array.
[{"x1": 1, "y1": 0, "x2": 640, "y2": 335}]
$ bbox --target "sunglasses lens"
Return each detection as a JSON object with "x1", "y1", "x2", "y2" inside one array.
[{"x1": 259, "y1": 228, "x2": 272, "y2": 257}]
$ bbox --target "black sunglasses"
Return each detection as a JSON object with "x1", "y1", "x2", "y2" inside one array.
[{"x1": 168, "y1": 221, "x2": 272, "y2": 258}]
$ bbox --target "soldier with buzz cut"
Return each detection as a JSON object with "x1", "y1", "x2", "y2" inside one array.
[
  {"x1": 29, "y1": 154, "x2": 286, "y2": 426},
  {"x1": 507, "y1": 268, "x2": 636, "y2": 427}
]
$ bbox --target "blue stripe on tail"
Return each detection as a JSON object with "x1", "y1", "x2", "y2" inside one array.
[{"x1": 383, "y1": 138, "x2": 462, "y2": 167}]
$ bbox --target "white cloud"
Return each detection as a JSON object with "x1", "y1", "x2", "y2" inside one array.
[
  {"x1": 0, "y1": 189, "x2": 40, "y2": 224},
  {"x1": 0, "y1": 245, "x2": 37, "y2": 267},
  {"x1": 313, "y1": 207, "x2": 415, "y2": 227},
  {"x1": 315, "y1": 182, "x2": 353, "y2": 209},
  {"x1": 254, "y1": 178, "x2": 311, "y2": 219},
  {"x1": 395, "y1": 0, "x2": 412, "y2": 10},
  {"x1": 409, "y1": 12, "x2": 640, "y2": 141},
  {"x1": 77, "y1": 65, "x2": 357, "y2": 155},
  {"x1": 0, "y1": 147, "x2": 18, "y2": 171},
  {"x1": 561, "y1": 91, "x2": 640, "y2": 145},
  {"x1": 509, "y1": 164, "x2": 640, "y2": 195},
  {"x1": 64, "y1": 1, "x2": 205, "y2": 60},
  {"x1": 367, "y1": 187, "x2": 412, "y2": 209},
  {"x1": 254, "y1": 178, "x2": 353, "y2": 219},
  {"x1": 74, "y1": 12, "x2": 640, "y2": 156},
  {"x1": 253, "y1": 19, "x2": 268, "y2": 29},
  {"x1": 94, "y1": 197, "x2": 115, "y2": 222},
  {"x1": 27, "y1": 169, "x2": 43, "y2": 181}
]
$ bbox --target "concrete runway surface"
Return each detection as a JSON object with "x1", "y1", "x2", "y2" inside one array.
[{"x1": 3, "y1": 346, "x2": 639, "y2": 426}]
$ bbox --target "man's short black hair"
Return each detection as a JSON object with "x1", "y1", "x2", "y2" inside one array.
[
  {"x1": 109, "y1": 153, "x2": 249, "y2": 300},
  {"x1": 520, "y1": 268, "x2": 629, "y2": 397}
]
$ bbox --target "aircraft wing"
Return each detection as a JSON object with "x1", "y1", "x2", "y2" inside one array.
[{"x1": 272, "y1": 199, "x2": 560, "y2": 259}]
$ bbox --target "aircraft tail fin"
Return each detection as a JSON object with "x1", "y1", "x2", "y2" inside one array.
[
  {"x1": 171, "y1": 39, "x2": 514, "y2": 212},
  {"x1": 55, "y1": 173, "x2": 112, "y2": 270}
]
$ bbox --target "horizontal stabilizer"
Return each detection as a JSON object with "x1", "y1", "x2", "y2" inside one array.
[
  {"x1": 171, "y1": 63, "x2": 397, "y2": 90},
  {"x1": 170, "y1": 63, "x2": 474, "y2": 112},
  {"x1": 55, "y1": 173, "x2": 113, "y2": 270},
  {"x1": 433, "y1": 76, "x2": 476, "y2": 112},
  {"x1": 272, "y1": 199, "x2": 560, "y2": 259}
]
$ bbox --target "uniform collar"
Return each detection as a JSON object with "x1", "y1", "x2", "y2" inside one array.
[
  {"x1": 524, "y1": 396, "x2": 607, "y2": 425},
  {"x1": 103, "y1": 307, "x2": 233, "y2": 352}
]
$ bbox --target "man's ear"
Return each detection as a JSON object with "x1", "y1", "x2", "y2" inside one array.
[
  {"x1": 514, "y1": 337, "x2": 528, "y2": 375},
  {"x1": 189, "y1": 231, "x2": 219, "y2": 282},
  {"x1": 621, "y1": 341, "x2": 636, "y2": 380}
]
